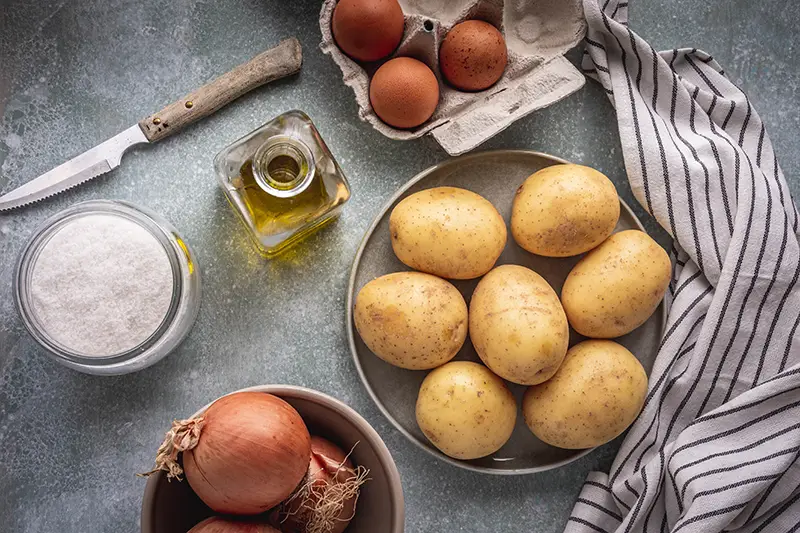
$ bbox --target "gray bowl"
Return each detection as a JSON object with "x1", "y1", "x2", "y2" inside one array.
[
  {"x1": 140, "y1": 385, "x2": 404, "y2": 533},
  {"x1": 346, "y1": 150, "x2": 666, "y2": 475}
]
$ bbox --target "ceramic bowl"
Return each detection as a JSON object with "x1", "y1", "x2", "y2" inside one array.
[
  {"x1": 347, "y1": 150, "x2": 666, "y2": 474},
  {"x1": 140, "y1": 385, "x2": 404, "y2": 533}
]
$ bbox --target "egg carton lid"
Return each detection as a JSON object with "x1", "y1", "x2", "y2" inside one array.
[{"x1": 319, "y1": 0, "x2": 587, "y2": 156}]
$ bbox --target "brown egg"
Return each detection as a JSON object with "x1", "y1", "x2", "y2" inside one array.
[
  {"x1": 439, "y1": 20, "x2": 508, "y2": 91},
  {"x1": 369, "y1": 57, "x2": 440, "y2": 129},
  {"x1": 332, "y1": 0, "x2": 405, "y2": 62}
]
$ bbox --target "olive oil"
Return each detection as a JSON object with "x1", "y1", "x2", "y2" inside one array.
[{"x1": 215, "y1": 111, "x2": 351, "y2": 257}]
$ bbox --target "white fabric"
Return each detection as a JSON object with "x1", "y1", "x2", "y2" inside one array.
[{"x1": 565, "y1": 1, "x2": 800, "y2": 532}]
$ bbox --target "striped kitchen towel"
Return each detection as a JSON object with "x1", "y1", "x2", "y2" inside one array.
[{"x1": 565, "y1": 1, "x2": 800, "y2": 533}]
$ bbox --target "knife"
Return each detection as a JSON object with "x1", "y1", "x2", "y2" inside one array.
[{"x1": 0, "y1": 38, "x2": 302, "y2": 211}]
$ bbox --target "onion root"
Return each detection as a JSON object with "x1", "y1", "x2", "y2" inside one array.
[
  {"x1": 138, "y1": 416, "x2": 205, "y2": 480},
  {"x1": 281, "y1": 444, "x2": 370, "y2": 533}
]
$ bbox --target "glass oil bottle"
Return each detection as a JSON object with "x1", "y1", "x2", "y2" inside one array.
[{"x1": 214, "y1": 111, "x2": 351, "y2": 257}]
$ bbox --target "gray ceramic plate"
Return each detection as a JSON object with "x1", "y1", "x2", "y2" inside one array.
[{"x1": 347, "y1": 150, "x2": 665, "y2": 475}]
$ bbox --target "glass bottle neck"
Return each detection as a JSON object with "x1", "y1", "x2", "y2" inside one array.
[{"x1": 252, "y1": 136, "x2": 316, "y2": 198}]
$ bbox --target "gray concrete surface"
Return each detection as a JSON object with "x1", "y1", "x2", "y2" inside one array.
[{"x1": 0, "y1": 0, "x2": 797, "y2": 531}]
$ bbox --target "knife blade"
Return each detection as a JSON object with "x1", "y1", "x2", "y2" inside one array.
[
  {"x1": 0, "y1": 125, "x2": 147, "y2": 211},
  {"x1": 0, "y1": 38, "x2": 302, "y2": 212}
]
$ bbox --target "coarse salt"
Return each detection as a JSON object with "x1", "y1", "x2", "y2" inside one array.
[{"x1": 29, "y1": 213, "x2": 174, "y2": 357}]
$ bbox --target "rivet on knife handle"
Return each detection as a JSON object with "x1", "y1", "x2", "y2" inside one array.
[{"x1": 138, "y1": 38, "x2": 303, "y2": 143}]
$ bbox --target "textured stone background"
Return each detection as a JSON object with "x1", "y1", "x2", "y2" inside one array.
[{"x1": 0, "y1": 0, "x2": 798, "y2": 531}]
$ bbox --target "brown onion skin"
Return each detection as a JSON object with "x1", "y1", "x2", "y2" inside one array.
[
  {"x1": 184, "y1": 392, "x2": 311, "y2": 515},
  {"x1": 188, "y1": 517, "x2": 280, "y2": 533},
  {"x1": 282, "y1": 437, "x2": 357, "y2": 533}
]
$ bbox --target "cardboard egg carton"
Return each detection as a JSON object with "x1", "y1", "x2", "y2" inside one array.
[{"x1": 319, "y1": 0, "x2": 586, "y2": 155}]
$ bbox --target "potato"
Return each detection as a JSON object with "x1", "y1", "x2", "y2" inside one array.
[
  {"x1": 416, "y1": 361, "x2": 516, "y2": 459},
  {"x1": 469, "y1": 265, "x2": 569, "y2": 385},
  {"x1": 523, "y1": 340, "x2": 647, "y2": 449},
  {"x1": 354, "y1": 272, "x2": 468, "y2": 370},
  {"x1": 561, "y1": 230, "x2": 670, "y2": 338},
  {"x1": 511, "y1": 164, "x2": 620, "y2": 257},
  {"x1": 389, "y1": 187, "x2": 507, "y2": 280}
]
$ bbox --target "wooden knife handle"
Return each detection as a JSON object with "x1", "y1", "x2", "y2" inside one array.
[{"x1": 138, "y1": 38, "x2": 302, "y2": 142}]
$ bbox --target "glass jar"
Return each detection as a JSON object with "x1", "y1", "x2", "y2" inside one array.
[
  {"x1": 14, "y1": 200, "x2": 201, "y2": 375},
  {"x1": 214, "y1": 110, "x2": 351, "y2": 257}
]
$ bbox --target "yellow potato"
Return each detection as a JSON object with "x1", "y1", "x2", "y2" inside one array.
[
  {"x1": 354, "y1": 272, "x2": 467, "y2": 370},
  {"x1": 416, "y1": 361, "x2": 516, "y2": 459},
  {"x1": 469, "y1": 265, "x2": 569, "y2": 385},
  {"x1": 389, "y1": 187, "x2": 507, "y2": 280},
  {"x1": 523, "y1": 340, "x2": 647, "y2": 449},
  {"x1": 511, "y1": 164, "x2": 620, "y2": 257},
  {"x1": 561, "y1": 230, "x2": 670, "y2": 338}
]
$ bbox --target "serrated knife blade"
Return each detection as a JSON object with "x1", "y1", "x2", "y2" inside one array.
[
  {"x1": 0, "y1": 38, "x2": 303, "y2": 212},
  {"x1": 0, "y1": 125, "x2": 148, "y2": 211}
]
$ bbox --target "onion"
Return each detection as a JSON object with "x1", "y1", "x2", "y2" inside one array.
[
  {"x1": 188, "y1": 517, "x2": 280, "y2": 533},
  {"x1": 281, "y1": 437, "x2": 369, "y2": 533},
  {"x1": 144, "y1": 392, "x2": 311, "y2": 515}
]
